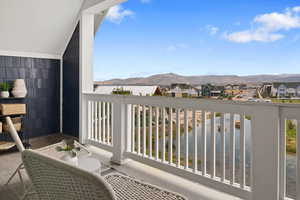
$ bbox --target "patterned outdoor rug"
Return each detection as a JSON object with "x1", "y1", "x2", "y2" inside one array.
[{"x1": 105, "y1": 173, "x2": 187, "y2": 200}]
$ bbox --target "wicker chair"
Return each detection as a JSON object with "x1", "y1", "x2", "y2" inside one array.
[{"x1": 21, "y1": 149, "x2": 116, "y2": 200}]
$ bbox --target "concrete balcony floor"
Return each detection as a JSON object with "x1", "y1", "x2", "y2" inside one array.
[
  {"x1": 0, "y1": 134, "x2": 242, "y2": 200},
  {"x1": 88, "y1": 145, "x2": 242, "y2": 200}
]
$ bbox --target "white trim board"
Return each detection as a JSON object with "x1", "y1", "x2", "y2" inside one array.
[
  {"x1": 83, "y1": 0, "x2": 127, "y2": 14},
  {"x1": 0, "y1": 50, "x2": 61, "y2": 60},
  {"x1": 60, "y1": 60, "x2": 63, "y2": 133}
]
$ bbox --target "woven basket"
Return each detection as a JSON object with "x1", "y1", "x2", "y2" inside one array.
[
  {"x1": 0, "y1": 141, "x2": 16, "y2": 151},
  {"x1": 11, "y1": 117, "x2": 22, "y2": 123},
  {"x1": 0, "y1": 104, "x2": 26, "y2": 115},
  {"x1": 3, "y1": 122, "x2": 22, "y2": 132}
]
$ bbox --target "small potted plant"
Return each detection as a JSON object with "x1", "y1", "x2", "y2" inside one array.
[
  {"x1": 56, "y1": 139, "x2": 81, "y2": 165},
  {"x1": 0, "y1": 82, "x2": 10, "y2": 98}
]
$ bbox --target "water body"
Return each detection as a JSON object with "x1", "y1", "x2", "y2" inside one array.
[{"x1": 164, "y1": 114, "x2": 296, "y2": 198}]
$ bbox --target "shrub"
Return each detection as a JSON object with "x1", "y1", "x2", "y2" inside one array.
[{"x1": 0, "y1": 82, "x2": 10, "y2": 91}]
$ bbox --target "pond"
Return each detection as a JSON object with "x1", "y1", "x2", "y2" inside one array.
[{"x1": 163, "y1": 114, "x2": 296, "y2": 198}]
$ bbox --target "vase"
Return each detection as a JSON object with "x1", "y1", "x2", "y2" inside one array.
[
  {"x1": 0, "y1": 91, "x2": 9, "y2": 98},
  {"x1": 12, "y1": 79, "x2": 27, "y2": 98}
]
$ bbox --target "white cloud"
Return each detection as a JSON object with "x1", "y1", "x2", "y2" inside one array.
[
  {"x1": 140, "y1": 0, "x2": 151, "y2": 3},
  {"x1": 254, "y1": 12, "x2": 300, "y2": 31},
  {"x1": 205, "y1": 25, "x2": 219, "y2": 36},
  {"x1": 293, "y1": 6, "x2": 300, "y2": 13},
  {"x1": 224, "y1": 30, "x2": 284, "y2": 43},
  {"x1": 224, "y1": 6, "x2": 300, "y2": 43},
  {"x1": 106, "y1": 5, "x2": 134, "y2": 24},
  {"x1": 167, "y1": 43, "x2": 188, "y2": 52}
]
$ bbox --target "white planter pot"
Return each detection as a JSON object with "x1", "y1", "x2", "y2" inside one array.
[
  {"x1": 12, "y1": 79, "x2": 27, "y2": 98},
  {"x1": 0, "y1": 91, "x2": 9, "y2": 98}
]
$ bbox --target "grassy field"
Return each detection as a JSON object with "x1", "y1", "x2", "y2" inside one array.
[
  {"x1": 286, "y1": 120, "x2": 297, "y2": 154},
  {"x1": 271, "y1": 99, "x2": 300, "y2": 104},
  {"x1": 269, "y1": 99, "x2": 298, "y2": 154}
]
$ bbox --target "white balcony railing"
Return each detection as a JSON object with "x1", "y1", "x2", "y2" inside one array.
[{"x1": 81, "y1": 93, "x2": 300, "y2": 200}]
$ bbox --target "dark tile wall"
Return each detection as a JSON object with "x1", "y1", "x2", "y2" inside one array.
[
  {"x1": 0, "y1": 56, "x2": 61, "y2": 138},
  {"x1": 63, "y1": 23, "x2": 80, "y2": 137}
]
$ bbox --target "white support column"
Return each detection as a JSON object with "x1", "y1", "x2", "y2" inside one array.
[
  {"x1": 111, "y1": 102, "x2": 127, "y2": 165},
  {"x1": 80, "y1": 13, "x2": 94, "y2": 93},
  {"x1": 251, "y1": 106, "x2": 280, "y2": 200},
  {"x1": 79, "y1": 13, "x2": 94, "y2": 144}
]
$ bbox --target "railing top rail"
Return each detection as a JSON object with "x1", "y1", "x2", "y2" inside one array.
[
  {"x1": 83, "y1": 93, "x2": 300, "y2": 115},
  {"x1": 280, "y1": 106, "x2": 300, "y2": 120}
]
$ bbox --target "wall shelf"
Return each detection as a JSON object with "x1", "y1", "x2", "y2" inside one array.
[
  {"x1": 0, "y1": 97, "x2": 29, "y2": 152},
  {"x1": 0, "y1": 97, "x2": 25, "y2": 100},
  {"x1": 0, "y1": 114, "x2": 25, "y2": 118}
]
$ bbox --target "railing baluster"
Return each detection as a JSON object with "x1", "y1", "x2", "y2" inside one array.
[
  {"x1": 221, "y1": 113, "x2": 226, "y2": 182},
  {"x1": 297, "y1": 120, "x2": 300, "y2": 199},
  {"x1": 88, "y1": 101, "x2": 91, "y2": 140},
  {"x1": 106, "y1": 102, "x2": 111, "y2": 144},
  {"x1": 137, "y1": 105, "x2": 141, "y2": 155},
  {"x1": 162, "y1": 108, "x2": 166, "y2": 162},
  {"x1": 230, "y1": 113, "x2": 235, "y2": 185},
  {"x1": 102, "y1": 102, "x2": 106, "y2": 143},
  {"x1": 131, "y1": 105, "x2": 135, "y2": 152},
  {"x1": 155, "y1": 107, "x2": 159, "y2": 160},
  {"x1": 240, "y1": 114, "x2": 246, "y2": 188},
  {"x1": 184, "y1": 109, "x2": 189, "y2": 169},
  {"x1": 94, "y1": 101, "x2": 98, "y2": 140},
  {"x1": 143, "y1": 105, "x2": 147, "y2": 157},
  {"x1": 91, "y1": 101, "x2": 95, "y2": 140},
  {"x1": 98, "y1": 102, "x2": 102, "y2": 142},
  {"x1": 110, "y1": 103, "x2": 113, "y2": 144},
  {"x1": 201, "y1": 111, "x2": 207, "y2": 175},
  {"x1": 176, "y1": 109, "x2": 181, "y2": 167},
  {"x1": 211, "y1": 112, "x2": 216, "y2": 178},
  {"x1": 169, "y1": 108, "x2": 173, "y2": 164},
  {"x1": 193, "y1": 110, "x2": 198, "y2": 172},
  {"x1": 149, "y1": 106, "x2": 153, "y2": 158}
]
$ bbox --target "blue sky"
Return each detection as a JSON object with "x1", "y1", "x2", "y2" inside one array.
[{"x1": 94, "y1": 0, "x2": 300, "y2": 81}]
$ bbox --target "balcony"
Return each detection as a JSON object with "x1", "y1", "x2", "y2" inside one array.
[
  {"x1": 1, "y1": 93, "x2": 300, "y2": 200},
  {"x1": 0, "y1": 0, "x2": 300, "y2": 199},
  {"x1": 81, "y1": 93, "x2": 300, "y2": 200}
]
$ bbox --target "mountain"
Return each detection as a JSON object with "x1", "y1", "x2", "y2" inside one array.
[{"x1": 95, "y1": 73, "x2": 300, "y2": 86}]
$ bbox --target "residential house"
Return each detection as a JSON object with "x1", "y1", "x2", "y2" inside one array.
[
  {"x1": 271, "y1": 82, "x2": 300, "y2": 98},
  {"x1": 167, "y1": 83, "x2": 199, "y2": 97},
  {"x1": 260, "y1": 83, "x2": 273, "y2": 98},
  {"x1": 201, "y1": 84, "x2": 214, "y2": 97},
  {"x1": 94, "y1": 85, "x2": 162, "y2": 96},
  {"x1": 202, "y1": 84, "x2": 224, "y2": 97},
  {"x1": 224, "y1": 84, "x2": 246, "y2": 96},
  {"x1": 195, "y1": 85, "x2": 202, "y2": 96}
]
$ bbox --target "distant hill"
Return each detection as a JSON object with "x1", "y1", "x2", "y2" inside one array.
[{"x1": 95, "y1": 73, "x2": 300, "y2": 86}]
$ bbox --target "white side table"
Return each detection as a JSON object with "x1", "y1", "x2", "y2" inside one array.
[
  {"x1": 77, "y1": 157, "x2": 102, "y2": 174},
  {"x1": 38, "y1": 141, "x2": 102, "y2": 174}
]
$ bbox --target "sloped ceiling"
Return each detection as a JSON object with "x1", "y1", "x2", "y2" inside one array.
[{"x1": 0, "y1": 0, "x2": 104, "y2": 58}]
